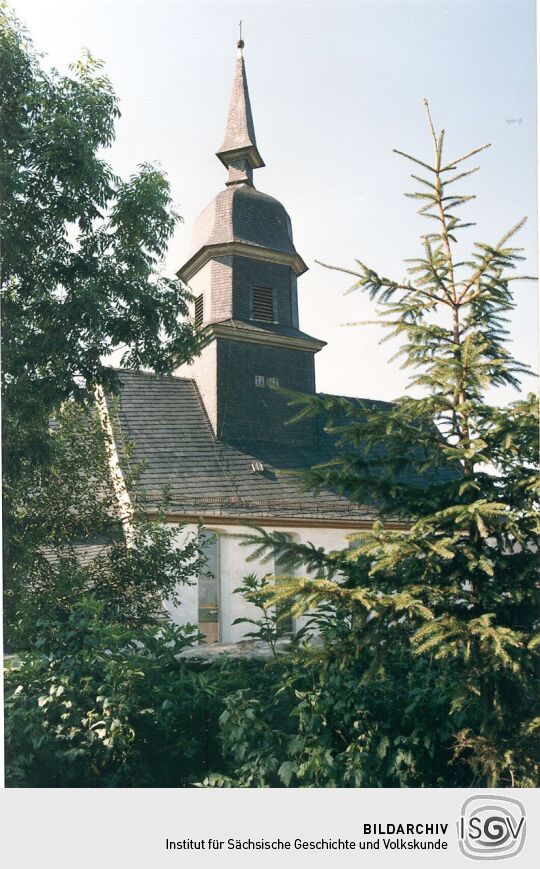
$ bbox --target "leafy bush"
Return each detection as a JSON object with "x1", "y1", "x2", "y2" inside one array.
[{"x1": 4, "y1": 598, "x2": 224, "y2": 787}]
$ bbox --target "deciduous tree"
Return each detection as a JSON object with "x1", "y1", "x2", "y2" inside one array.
[{"x1": 1, "y1": 3, "x2": 204, "y2": 642}]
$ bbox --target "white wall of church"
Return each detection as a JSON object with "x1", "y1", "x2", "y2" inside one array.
[{"x1": 163, "y1": 521, "x2": 356, "y2": 645}]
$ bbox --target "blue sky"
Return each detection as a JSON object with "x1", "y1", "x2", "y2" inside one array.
[{"x1": 13, "y1": 0, "x2": 538, "y2": 404}]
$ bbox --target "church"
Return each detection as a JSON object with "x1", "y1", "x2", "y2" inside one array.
[{"x1": 106, "y1": 38, "x2": 405, "y2": 645}]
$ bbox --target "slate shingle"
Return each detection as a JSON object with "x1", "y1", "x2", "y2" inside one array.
[
  {"x1": 112, "y1": 370, "x2": 379, "y2": 521},
  {"x1": 188, "y1": 186, "x2": 298, "y2": 261}
]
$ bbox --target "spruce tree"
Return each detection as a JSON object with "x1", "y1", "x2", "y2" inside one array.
[{"x1": 231, "y1": 102, "x2": 539, "y2": 787}]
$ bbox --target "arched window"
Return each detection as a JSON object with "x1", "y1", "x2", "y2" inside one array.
[{"x1": 198, "y1": 530, "x2": 220, "y2": 644}]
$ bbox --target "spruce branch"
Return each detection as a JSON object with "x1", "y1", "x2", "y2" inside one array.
[
  {"x1": 392, "y1": 149, "x2": 437, "y2": 173},
  {"x1": 441, "y1": 143, "x2": 492, "y2": 171},
  {"x1": 458, "y1": 217, "x2": 530, "y2": 302}
]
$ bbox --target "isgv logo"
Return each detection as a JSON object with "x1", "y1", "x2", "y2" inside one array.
[{"x1": 458, "y1": 795, "x2": 526, "y2": 860}]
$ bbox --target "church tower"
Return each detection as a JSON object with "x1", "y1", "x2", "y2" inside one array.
[{"x1": 175, "y1": 38, "x2": 325, "y2": 445}]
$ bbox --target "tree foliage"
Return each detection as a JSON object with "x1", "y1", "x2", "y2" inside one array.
[
  {"x1": 4, "y1": 383, "x2": 206, "y2": 653},
  {"x1": 1, "y1": 4, "x2": 202, "y2": 427},
  {"x1": 0, "y1": 2, "x2": 204, "y2": 560},
  {"x1": 1, "y1": 4, "x2": 206, "y2": 650},
  {"x1": 4, "y1": 598, "x2": 209, "y2": 787}
]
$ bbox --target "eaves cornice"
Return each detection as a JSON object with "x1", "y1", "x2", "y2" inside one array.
[
  {"x1": 208, "y1": 321, "x2": 326, "y2": 353},
  {"x1": 178, "y1": 241, "x2": 308, "y2": 283}
]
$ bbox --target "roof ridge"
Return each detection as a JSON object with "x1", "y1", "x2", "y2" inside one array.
[{"x1": 111, "y1": 367, "x2": 196, "y2": 385}]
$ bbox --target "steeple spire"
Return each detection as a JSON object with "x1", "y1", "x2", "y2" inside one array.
[{"x1": 216, "y1": 34, "x2": 265, "y2": 186}]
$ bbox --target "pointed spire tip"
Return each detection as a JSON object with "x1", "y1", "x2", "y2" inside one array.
[{"x1": 216, "y1": 26, "x2": 265, "y2": 173}]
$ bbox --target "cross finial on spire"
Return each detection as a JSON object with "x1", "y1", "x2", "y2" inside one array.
[{"x1": 237, "y1": 19, "x2": 244, "y2": 50}]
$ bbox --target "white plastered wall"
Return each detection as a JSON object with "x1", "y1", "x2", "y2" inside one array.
[{"x1": 163, "y1": 521, "x2": 357, "y2": 644}]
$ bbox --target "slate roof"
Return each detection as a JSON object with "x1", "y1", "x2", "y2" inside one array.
[
  {"x1": 112, "y1": 370, "x2": 382, "y2": 522},
  {"x1": 187, "y1": 185, "x2": 298, "y2": 262}
]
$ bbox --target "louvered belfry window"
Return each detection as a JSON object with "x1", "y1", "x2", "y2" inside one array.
[
  {"x1": 251, "y1": 286, "x2": 275, "y2": 322},
  {"x1": 194, "y1": 293, "x2": 204, "y2": 327}
]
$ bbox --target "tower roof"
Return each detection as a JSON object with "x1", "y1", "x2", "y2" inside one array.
[
  {"x1": 216, "y1": 41, "x2": 264, "y2": 170},
  {"x1": 178, "y1": 185, "x2": 307, "y2": 282},
  {"x1": 178, "y1": 36, "x2": 307, "y2": 282}
]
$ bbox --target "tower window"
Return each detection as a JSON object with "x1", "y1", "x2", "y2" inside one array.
[
  {"x1": 254, "y1": 375, "x2": 265, "y2": 387},
  {"x1": 194, "y1": 293, "x2": 204, "y2": 327},
  {"x1": 251, "y1": 286, "x2": 275, "y2": 322},
  {"x1": 267, "y1": 377, "x2": 279, "y2": 388}
]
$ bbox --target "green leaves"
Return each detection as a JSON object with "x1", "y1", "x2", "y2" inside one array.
[
  {"x1": 1, "y1": 8, "x2": 209, "y2": 658},
  {"x1": 1, "y1": 5, "x2": 205, "y2": 500},
  {"x1": 277, "y1": 760, "x2": 297, "y2": 786},
  {"x1": 3, "y1": 597, "x2": 220, "y2": 787}
]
